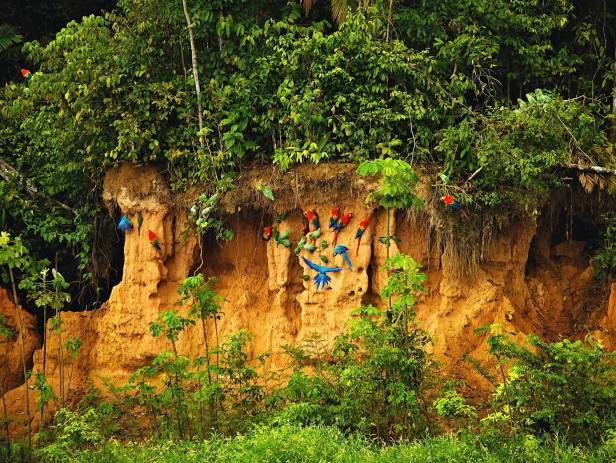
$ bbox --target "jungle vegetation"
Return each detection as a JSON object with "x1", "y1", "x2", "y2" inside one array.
[
  {"x1": 1, "y1": 0, "x2": 616, "y2": 461},
  {"x1": 0, "y1": 0, "x2": 614, "y2": 303}
]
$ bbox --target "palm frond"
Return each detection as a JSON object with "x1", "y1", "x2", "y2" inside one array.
[
  {"x1": 330, "y1": 0, "x2": 359, "y2": 24},
  {"x1": 0, "y1": 24, "x2": 22, "y2": 55}
]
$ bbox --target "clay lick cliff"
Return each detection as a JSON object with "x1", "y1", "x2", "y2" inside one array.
[{"x1": 2, "y1": 163, "x2": 616, "y2": 436}]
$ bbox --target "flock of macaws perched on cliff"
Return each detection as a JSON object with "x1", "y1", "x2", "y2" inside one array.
[
  {"x1": 115, "y1": 178, "x2": 465, "y2": 290},
  {"x1": 260, "y1": 207, "x2": 369, "y2": 291},
  {"x1": 22, "y1": 61, "x2": 467, "y2": 291}
]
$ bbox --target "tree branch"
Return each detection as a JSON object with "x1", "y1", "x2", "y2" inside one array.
[
  {"x1": 565, "y1": 163, "x2": 616, "y2": 176},
  {"x1": 181, "y1": 0, "x2": 205, "y2": 150},
  {"x1": 0, "y1": 157, "x2": 75, "y2": 212}
]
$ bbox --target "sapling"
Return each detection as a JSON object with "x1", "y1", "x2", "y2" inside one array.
[
  {"x1": 0, "y1": 315, "x2": 12, "y2": 457},
  {"x1": 177, "y1": 275, "x2": 224, "y2": 432},
  {"x1": 65, "y1": 336, "x2": 83, "y2": 400},
  {"x1": 0, "y1": 232, "x2": 33, "y2": 447},
  {"x1": 33, "y1": 373, "x2": 56, "y2": 435},
  {"x1": 49, "y1": 269, "x2": 71, "y2": 405},
  {"x1": 357, "y1": 158, "x2": 422, "y2": 315},
  {"x1": 25, "y1": 268, "x2": 69, "y2": 422},
  {"x1": 149, "y1": 310, "x2": 195, "y2": 439}
]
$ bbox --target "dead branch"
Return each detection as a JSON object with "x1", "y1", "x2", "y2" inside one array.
[{"x1": 0, "y1": 157, "x2": 75, "y2": 212}]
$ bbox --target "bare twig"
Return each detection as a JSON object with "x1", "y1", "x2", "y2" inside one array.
[
  {"x1": 0, "y1": 157, "x2": 75, "y2": 212},
  {"x1": 566, "y1": 163, "x2": 616, "y2": 176}
]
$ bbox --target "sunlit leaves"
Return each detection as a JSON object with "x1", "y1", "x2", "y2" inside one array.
[{"x1": 358, "y1": 158, "x2": 422, "y2": 209}]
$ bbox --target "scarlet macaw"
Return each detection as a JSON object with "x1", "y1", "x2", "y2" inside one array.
[
  {"x1": 442, "y1": 195, "x2": 469, "y2": 219},
  {"x1": 147, "y1": 230, "x2": 164, "y2": 263},
  {"x1": 20, "y1": 69, "x2": 32, "y2": 81},
  {"x1": 261, "y1": 226, "x2": 273, "y2": 241},
  {"x1": 355, "y1": 219, "x2": 370, "y2": 256},
  {"x1": 302, "y1": 257, "x2": 342, "y2": 290},
  {"x1": 333, "y1": 244, "x2": 353, "y2": 271},
  {"x1": 303, "y1": 209, "x2": 320, "y2": 232},
  {"x1": 329, "y1": 207, "x2": 340, "y2": 230},
  {"x1": 331, "y1": 210, "x2": 353, "y2": 246}
]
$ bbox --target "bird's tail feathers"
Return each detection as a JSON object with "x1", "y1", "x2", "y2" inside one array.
[
  {"x1": 314, "y1": 272, "x2": 331, "y2": 291},
  {"x1": 343, "y1": 253, "x2": 353, "y2": 272}
]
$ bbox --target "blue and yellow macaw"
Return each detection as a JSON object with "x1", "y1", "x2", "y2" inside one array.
[
  {"x1": 333, "y1": 244, "x2": 353, "y2": 271},
  {"x1": 118, "y1": 215, "x2": 133, "y2": 233},
  {"x1": 302, "y1": 257, "x2": 342, "y2": 290}
]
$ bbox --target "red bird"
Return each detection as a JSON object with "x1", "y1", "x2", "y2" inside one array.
[
  {"x1": 261, "y1": 226, "x2": 273, "y2": 241},
  {"x1": 340, "y1": 212, "x2": 353, "y2": 226},
  {"x1": 20, "y1": 69, "x2": 32, "y2": 81},
  {"x1": 303, "y1": 209, "x2": 320, "y2": 232},
  {"x1": 329, "y1": 207, "x2": 340, "y2": 230},
  {"x1": 355, "y1": 219, "x2": 370, "y2": 256},
  {"x1": 147, "y1": 230, "x2": 164, "y2": 263},
  {"x1": 331, "y1": 211, "x2": 353, "y2": 246},
  {"x1": 441, "y1": 195, "x2": 469, "y2": 219}
]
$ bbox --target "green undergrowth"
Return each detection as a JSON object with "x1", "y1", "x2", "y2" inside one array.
[{"x1": 33, "y1": 425, "x2": 616, "y2": 463}]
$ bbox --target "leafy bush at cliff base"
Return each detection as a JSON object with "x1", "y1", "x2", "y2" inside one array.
[
  {"x1": 275, "y1": 254, "x2": 436, "y2": 440},
  {"x1": 481, "y1": 328, "x2": 616, "y2": 444}
]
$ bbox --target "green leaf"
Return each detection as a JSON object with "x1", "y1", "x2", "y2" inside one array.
[{"x1": 257, "y1": 185, "x2": 274, "y2": 201}]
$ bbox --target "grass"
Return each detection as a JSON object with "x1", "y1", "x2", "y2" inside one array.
[{"x1": 33, "y1": 425, "x2": 616, "y2": 463}]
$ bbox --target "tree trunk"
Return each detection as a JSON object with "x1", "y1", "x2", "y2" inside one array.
[
  {"x1": 1, "y1": 379, "x2": 10, "y2": 459},
  {"x1": 57, "y1": 310, "x2": 64, "y2": 405},
  {"x1": 566, "y1": 163, "x2": 616, "y2": 175},
  {"x1": 386, "y1": 0, "x2": 394, "y2": 41},
  {"x1": 200, "y1": 316, "x2": 212, "y2": 386},
  {"x1": 0, "y1": 158, "x2": 74, "y2": 212},
  {"x1": 181, "y1": 0, "x2": 205, "y2": 150},
  {"x1": 41, "y1": 305, "x2": 47, "y2": 428}
]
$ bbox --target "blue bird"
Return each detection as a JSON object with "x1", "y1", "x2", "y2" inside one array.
[
  {"x1": 302, "y1": 257, "x2": 343, "y2": 291},
  {"x1": 333, "y1": 244, "x2": 353, "y2": 271},
  {"x1": 118, "y1": 215, "x2": 133, "y2": 233}
]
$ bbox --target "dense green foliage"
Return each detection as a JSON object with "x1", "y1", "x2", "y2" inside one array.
[
  {"x1": 0, "y1": 0, "x2": 614, "y2": 302},
  {"x1": 0, "y1": 1, "x2": 615, "y2": 461},
  {"x1": 480, "y1": 327, "x2": 616, "y2": 444}
]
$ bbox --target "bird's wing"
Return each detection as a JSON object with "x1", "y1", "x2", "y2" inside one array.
[{"x1": 302, "y1": 257, "x2": 342, "y2": 274}]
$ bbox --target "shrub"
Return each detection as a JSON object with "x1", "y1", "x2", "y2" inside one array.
[
  {"x1": 481, "y1": 327, "x2": 616, "y2": 444},
  {"x1": 278, "y1": 253, "x2": 436, "y2": 440}
]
